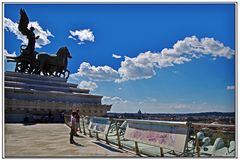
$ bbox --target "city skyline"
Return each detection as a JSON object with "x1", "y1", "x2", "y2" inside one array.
[{"x1": 4, "y1": 4, "x2": 235, "y2": 113}]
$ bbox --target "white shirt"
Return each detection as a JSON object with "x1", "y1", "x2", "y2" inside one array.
[{"x1": 70, "y1": 115, "x2": 76, "y2": 127}]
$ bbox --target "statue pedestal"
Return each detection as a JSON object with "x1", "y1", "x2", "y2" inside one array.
[{"x1": 5, "y1": 71, "x2": 111, "y2": 122}]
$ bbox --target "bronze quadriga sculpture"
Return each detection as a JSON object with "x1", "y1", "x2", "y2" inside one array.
[{"x1": 6, "y1": 9, "x2": 72, "y2": 79}]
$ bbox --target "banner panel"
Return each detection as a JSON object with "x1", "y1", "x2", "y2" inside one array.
[{"x1": 124, "y1": 120, "x2": 189, "y2": 152}]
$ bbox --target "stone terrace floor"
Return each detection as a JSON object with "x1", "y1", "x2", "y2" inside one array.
[{"x1": 4, "y1": 123, "x2": 136, "y2": 158}]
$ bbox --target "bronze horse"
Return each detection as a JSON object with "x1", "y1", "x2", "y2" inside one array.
[{"x1": 37, "y1": 47, "x2": 72, "y2": 79}]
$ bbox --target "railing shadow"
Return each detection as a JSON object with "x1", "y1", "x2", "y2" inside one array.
[{"x1": 92, "y1": 141, "x2": 123, "y2": 153}]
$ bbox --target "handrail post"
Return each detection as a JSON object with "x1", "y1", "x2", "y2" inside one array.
[
  {"x1": 105, "y1": 134, "x2": 109, "y2": 144},
  {"x1": 116, "y1": 121, "x2": 122, "y2": 149},
  {"x1": 160, "y1": 147, "x2": 164, "y2": 157},
  {"x1": 82, "y1": 117, "x2": 86, "y2": 135},
  {"x1": 89, "y1": 129, "x2": 93, "y2": 137},
  {"x1": 96, "y1": 132, "x2": 99, "y2": 140},
  {"x1": 195, "y1": 130, "x2": 200, "y2": 157},
  {"x1": 135, "y1": 141, "x2": 140, "y2": 155},
  {"x1": 79, "y1": 116, "x2": 82, "y2": 133},
  {"x1": 105, "y1": 119, "x2": 112, "y2": 145}
]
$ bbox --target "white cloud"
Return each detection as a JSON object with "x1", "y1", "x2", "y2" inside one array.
[
  {"x1": 4, "y1": 49, "x2": 16, "y2": 71},
  {"x1": 77, "y1": 80, "x2": 98, "y2": 91},
  {"x1": 172, "y1": 70, "x2": 179, "y2": 74},
  {"x1": 169, "y1": 104, "x2": 189, "y2": 109},
  {"x1": 102, "y1": 96, "x2": 127, "y2": 105},
  {"x1": 226, "y1": 85, "x2": 235, "y2": 90},
  {"x1": 161, "y1": 36, "x2": 234, "y2": 59},
  {"x1": 4, "y1": 17, "x2": 54, "y2": 48},
  {"x1": 116, "y1": 53, "x2": 157, "y2": 83},
  {"x1": 78, "y1": 42, "x2": 85, "y2": 45},
  {"x1": 112, "y1": 54, "x2": 122, "y2": 59},
  {"x1": 70, "y1": 36, "x2": 234, "y2": 83},
  {"x1": 201, "y1": 37, "x2": 234, "y2": 59},
  {"x1": 4, "y1": 49, "x2": 16, "y2": 57},
  {"x1": 68, "y1": 73, "x2": 81, "y2": 82},
  {"x1": 138, "y1": 97, "x2": 158, "y2": 104},
  {"x1": 116, "y1": 36, "x2": 234, "y2": 82},
  {"x1": 69, "y1": 29, "x2": 95, "y2": 44},
  {"x1": 67, "y1": 73, "x2": 87, "y2": 86},
  {"x1": 76, "y1": 62, "x2": 120, "y2": 81},
  {"x1": 147, "y1": 98, "x2": 157, "y2": 102},
  {"x1": 68, "y1": 35, "x2": 76, "y2": 40}
]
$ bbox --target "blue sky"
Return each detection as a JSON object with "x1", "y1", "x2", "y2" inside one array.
[{"x1": 4, "y1": 4, "x2": 235, "y2": 113}]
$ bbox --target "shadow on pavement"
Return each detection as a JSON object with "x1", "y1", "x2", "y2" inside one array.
[
  {"x1": 22, "y1": 123, "x2": 37, "y2": 126},
  {"x1": 74, "y1": 135, "x2": 85, "y2": 138},
  {"x1": 92, "y1": 141, "x2": 123, "y2": 153},
  {"x1": 73, "y1": 142, "x2": 84, "y2": 147}
]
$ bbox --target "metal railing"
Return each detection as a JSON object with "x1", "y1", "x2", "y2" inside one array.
[{"x1": 64, "y1": 115, "x2": 236, "y2": 157}]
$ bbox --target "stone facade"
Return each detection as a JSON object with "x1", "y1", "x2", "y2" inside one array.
[{"x1": 5, "y1": 71, "x2": 111, "y2": 122}]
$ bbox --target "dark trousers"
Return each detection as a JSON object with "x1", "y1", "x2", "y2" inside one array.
[{"x1": 70, "y1": 128, "x2": 75, "y2": 143}]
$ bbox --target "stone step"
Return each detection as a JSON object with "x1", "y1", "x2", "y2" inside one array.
[
  {"x1": 5, "y1": 81, "x2": 71, "y2": 93},
  {"x1": 5, "y1": 71, "x2": 67, "y2": 83},
  {"x1": 5, "y1": 75, "x2": 78, "y2": 88},
  {"x1": 5, "y1": 71, "x2": 90, "y2": 94},
  {"x1": 5, "y1": 81, "x2": 90, "y2": 94},
  {"x1": 5, "y1": 71, "x2": 112, "y2": 122},
  {"x1": 5, "y1": 87, "x2": 102, "y2": 104},
  {"x1": 69, "y1": 87, "x2": 90, "y2": 94}
]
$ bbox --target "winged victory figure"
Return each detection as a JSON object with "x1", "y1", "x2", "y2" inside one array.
[{"x1": 18, "y1": 8, "x2": 39, "y2": 58}]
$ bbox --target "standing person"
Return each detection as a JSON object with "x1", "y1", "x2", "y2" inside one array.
[
  {"x1": 70, "y1": 111, "x2": 77, "y2": 144},
  {"x1": 75, "y1": 109, "x2": 82, "y2": 134},
  {"x1": 48, "y1": 110, "x2": 52, "y2": 122},
  {"x1": 61, "y1": 111, "x2": 65, "y2": 122}
]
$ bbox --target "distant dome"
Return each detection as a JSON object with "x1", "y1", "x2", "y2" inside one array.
[{"x1": 137, "y1": 109, "x2": 142, "y2": 114}]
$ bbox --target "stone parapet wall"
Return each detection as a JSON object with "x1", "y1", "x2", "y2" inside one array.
[{"x1": 5, "y1": 99, "x2": 111, "y2": 116}]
